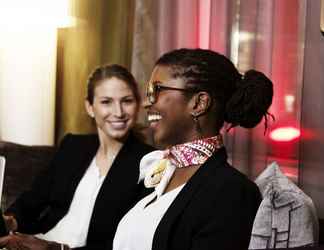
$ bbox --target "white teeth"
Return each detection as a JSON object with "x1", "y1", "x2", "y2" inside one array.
[{"x1": 148, "y1": 114, "x2": 162, "y2": 122}]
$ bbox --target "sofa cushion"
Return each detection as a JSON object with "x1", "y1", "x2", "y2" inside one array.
[
  {"x1": 249, "y1": 162, "x2": 319, "y2": 249},
  {"x1": 0, "y1": 140, "x2": 55, "y2": 210}
]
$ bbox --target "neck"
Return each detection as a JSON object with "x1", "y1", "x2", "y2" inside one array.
[
  {"x1": 199, "y1": 115, "x2": 221, "y2": 137},
  {"x1": 97, "y1": 130, "x2": 125, "y2": 156},
  {"x1": 95, "y1": 130, "x2": 126, "y2": 177},
  {"x1": 165, "y1": 131, "x2": 219, "y2": 148}
]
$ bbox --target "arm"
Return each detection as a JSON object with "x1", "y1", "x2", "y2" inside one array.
[
  {"x1": 0, "y1": 233, "x2": 70, "y2": 250},
  {"x1": 5, "y1": 134, "x2": 73, "y2": 233}
]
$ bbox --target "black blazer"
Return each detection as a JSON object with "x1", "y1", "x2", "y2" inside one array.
[
  {"x1": 152, "y1": 147, "x2": 261, "y2": 250},
  {"x1": 6, "y1": 133, "x2": 154, "y2": 250}
]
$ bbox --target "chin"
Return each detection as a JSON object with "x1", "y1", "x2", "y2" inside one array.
[
  {"x1": 104, "y1": 128, "x2": 131, "y2": 141},
  {"x1": 113, "y1": 132, "x2": 130, "y2": 140}
]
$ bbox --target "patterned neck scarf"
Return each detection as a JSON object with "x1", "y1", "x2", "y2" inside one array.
[
  {"x1": 139, "y1": 135, "x2": 224, "y2": 196},
  {"x1": 167, "y1": 134, "x2": 224, "y2": 168}
]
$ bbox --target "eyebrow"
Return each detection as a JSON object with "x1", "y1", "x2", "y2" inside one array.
[{"x1": 97, "y1": 95, "x2": 135, "y2": 99}]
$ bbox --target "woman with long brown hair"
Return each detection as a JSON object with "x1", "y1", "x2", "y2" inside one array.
[{"x1": 0, "y1": 64, "x2": 154, "y2": 250}]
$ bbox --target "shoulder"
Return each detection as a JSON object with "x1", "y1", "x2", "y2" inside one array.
[
  {"x1": 222, "y1": 163, "x2": 257, "y2": 188},
  {"x1": 195, "y1": 156, "x2": 260, "y2": 205},
  {"x1": 59, "y1": 133, "x2": 98, "y2": 144},
  {"x1": 56, "y1": 133, "x2": 99, "y2": 152},
  {"x1": 215, "y1": 163, "x2": 259, "y2": 196},
  {"x1": 187, "y1": 162, "x2": 261, "y2": 221},
  {"x1": 49, "y1": 134, "x2": 99, "y2": 170},
  {"x1": 202, "y1": 149, "x2": 258, "y2": 192}
]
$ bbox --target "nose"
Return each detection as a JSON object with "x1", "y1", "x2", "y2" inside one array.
[
  {"x1": 113, "y1": 102, "x2": 124, "y2": 117},
  {"x1": 142, "y1": 96, "x2": 152, "y2": 109}
]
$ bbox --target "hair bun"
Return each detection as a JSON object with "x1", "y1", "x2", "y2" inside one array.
[{"x1": 225, "y1": 69, "x2": 273, "y2": 128}]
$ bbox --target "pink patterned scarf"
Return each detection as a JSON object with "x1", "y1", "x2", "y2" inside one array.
[
  {"x1": 139, "y1": 135, "x2": 224, "y2": 192},
  {"x1": 166, "y1": 134, "x2": 224, "y2": 168}
]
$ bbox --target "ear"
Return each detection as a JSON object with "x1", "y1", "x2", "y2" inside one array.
[
  {"x1": 190, "y1": 91, "x2": 212, "y2": 117},
  {"x1": 85, "y1": 100, "x2": 95, "y2": 118}
]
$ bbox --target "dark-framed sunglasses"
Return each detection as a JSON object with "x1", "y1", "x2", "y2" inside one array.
[{"x1": 146, "y1": 82, "x2": 199, "y2": 104}]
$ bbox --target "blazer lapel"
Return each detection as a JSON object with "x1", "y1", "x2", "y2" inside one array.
[
  {"x1": 67, "y1": 135, "x2": 99, "y2": 202},
  {"x1": 86, "y1": 133, "x2": 142, "y2": 239},
  {"x1": 152, "y1": 147, "x2": 228, "y2": 250},
  {"x1": 97, "y1": 132, "x2": 137, "y2": 189}
]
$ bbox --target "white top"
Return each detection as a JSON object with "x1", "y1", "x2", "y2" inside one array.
[
  {"x1": 36, "y1": 157, "x2": 106, "y2": 248},
  {"x1": 113, "y1": 184, "x2": 185, "y2": 250}
]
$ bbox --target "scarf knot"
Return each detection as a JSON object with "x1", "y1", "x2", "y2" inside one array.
[{"x1": 138, "y1": 135, "x2": 223, "y2": 197}]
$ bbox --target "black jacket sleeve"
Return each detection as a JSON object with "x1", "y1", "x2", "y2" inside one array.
[{"x1": 5, "y1": 134, "x2": 73, "y2": 233}]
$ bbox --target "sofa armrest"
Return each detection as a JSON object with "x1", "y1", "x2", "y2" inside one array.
[{"x1": 0, "y1": 140, "x2": 56, "y2": 210}]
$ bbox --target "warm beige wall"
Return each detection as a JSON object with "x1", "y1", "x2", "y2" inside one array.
[{"x1": 55, "y1": 0, "x2": 135, "y2": 142}]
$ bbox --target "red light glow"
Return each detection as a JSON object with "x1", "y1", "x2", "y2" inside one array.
[{"x1": 269, "y1": 127, "x2": 301, "y2": 142}]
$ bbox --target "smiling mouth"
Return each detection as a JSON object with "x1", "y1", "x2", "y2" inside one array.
[
  {"x1": 109, "y1": 120, "x2": 129, "y2": 129},
  {"x1": 147, "y1": 113, "x2": 162, "y2": 123}
]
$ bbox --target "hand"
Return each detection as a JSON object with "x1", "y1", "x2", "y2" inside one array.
[
  {"x1": 0, "y1": 233, "x2": 60, "y2": 250},
  {"x1": 0, "y1": 234, "x2": 23, "y2": 250},
  {"x1": 3, "y1": 215, "x2": 18, "y2": 232}
]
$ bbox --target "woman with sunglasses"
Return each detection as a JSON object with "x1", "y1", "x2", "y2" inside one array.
[
  {"x1": 113, "y1": 48, "x2": 273, "y2": 250},
  {"x1": 0, "y1": 64, "x2": 154, "y2": 250}
]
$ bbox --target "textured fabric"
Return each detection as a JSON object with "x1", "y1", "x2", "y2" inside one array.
[
  {"x1": 0, "y1": 141, "x2": 55, "y2": 210},
  {"x1": 249, "y1": 162, "x2": 319, "y2": 249},
  {"x1": 168, "y1": 135, "x2": 223, "y2": 168}
]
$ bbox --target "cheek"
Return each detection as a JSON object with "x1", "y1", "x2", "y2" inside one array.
[
  {"x1": 125, "y1": 104, "x2": 139, "y2": 118},
  {"x1": 162, "y1": 96, "x2": 189, "y2": 117},
  {"x1": 94, "y1": 106, "x2": 110, "y2": 117}
]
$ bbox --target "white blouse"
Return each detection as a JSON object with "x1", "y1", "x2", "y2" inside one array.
[
  {"x1": 36, "y1": 157, "x2": 106, "y2": 248},
  {"x1": 113, "y1": 184, "x2": 185, "y2": 250}
]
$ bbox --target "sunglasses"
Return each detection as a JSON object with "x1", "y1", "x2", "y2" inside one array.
[{"x1": 146, "y1": 82, "x2": 199, "y2": 104}]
